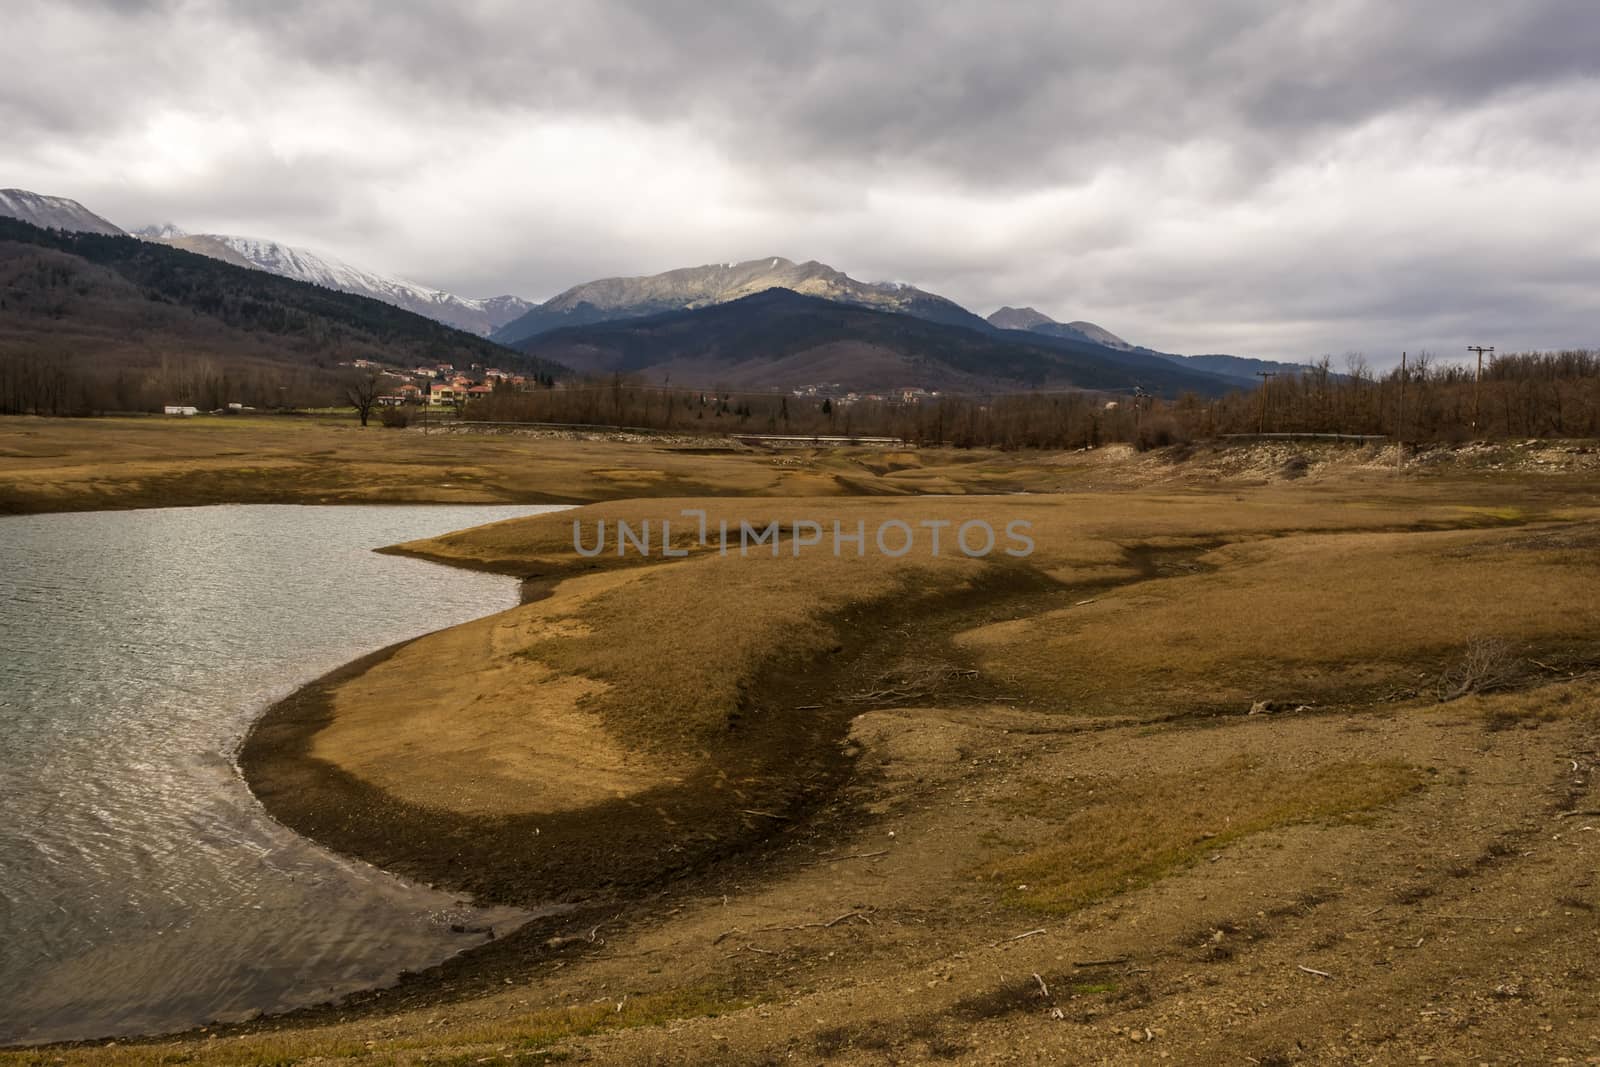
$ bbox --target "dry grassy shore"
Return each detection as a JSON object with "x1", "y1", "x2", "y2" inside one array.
[
  {"x1": 0, "y1": 415, "x2": 1083, "y2": 513},
  {"x1": 5, "y1": 419, "x2": 1600, "y2": 1064},
  {"x1": 5, "y1": 413, "x2": 1594, "y2": 514}
]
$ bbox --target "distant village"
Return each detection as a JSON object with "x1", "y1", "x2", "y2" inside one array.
[
  {"x1": 343, "y1": 359, "x2": 539, "y2": 408},
  {"x1": 788, "y1": 383, "x2": 942, "y2": 407},
  {"x1": 343, "y1": 360, "x2": 947, "y2": 410}
]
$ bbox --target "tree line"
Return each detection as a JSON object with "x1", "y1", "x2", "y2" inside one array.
[
  {"x1": 1183, "y1": 350, "x2": 1600, "y2": 443},
  {"x1": 0, "y1": 348, "x2": 343, "y2": 415},
  {"x1": 462, "y1": 350, "x2": 1600, "y2": 448},
  {"x1": 6, "y1": 344, "x2": 1598, "y2": 446}
]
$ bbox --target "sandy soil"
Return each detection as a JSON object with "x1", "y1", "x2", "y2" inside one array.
[{"x1": 311, "y1": 570, "x2": 672, "y2": 816}]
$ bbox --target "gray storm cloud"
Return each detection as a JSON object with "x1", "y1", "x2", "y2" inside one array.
[{"x1": 4, "y1": 0, "x2": 1598, "y2": 361}]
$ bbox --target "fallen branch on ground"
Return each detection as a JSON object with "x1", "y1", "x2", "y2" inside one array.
[
  {"x1": 722, "y1": 943, "x2": 780, "y2": 959},
  {"x1": 993, "y1": 928, "x2": 1047, "y2": 946},
  {"x1": 739, "y1": 809, "x2": 789, "y2": 820},
  {"x1": 754, "y1": 909, "x2": 876, "y2": 933},
  {"x1": 587, "y1": 914, "x2": 621, "y2": 943},
  {"x1": 843, "y1": 665, "x2": 980, "y2": 704}
]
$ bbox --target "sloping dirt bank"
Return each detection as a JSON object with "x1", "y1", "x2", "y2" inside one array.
[{"x1": 239, "y1": 555, "x2": 1059, "y2": 905}]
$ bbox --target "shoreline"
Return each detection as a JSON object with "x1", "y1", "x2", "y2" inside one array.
[
  {"x1": 235, "y1": 575, "x2": 891, "y2": 903},
  {"x1": 218, "y1": 555, "x2": 1058, "y2": 1042}
]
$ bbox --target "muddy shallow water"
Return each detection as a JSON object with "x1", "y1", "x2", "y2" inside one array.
[{"x1": 0, "y1": 504, "x2": 565, "y2": 1045}]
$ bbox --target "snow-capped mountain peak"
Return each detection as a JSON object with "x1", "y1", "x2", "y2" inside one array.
[
  {"x1": 131, "y1": 222, "x2": 187, "y2": 239},
  {"x1": 142, "y1": 231, "x2": 531, "y2": 336},
  {"x1": 0, "y1": 188, "x2": 125, "y2": 236}
]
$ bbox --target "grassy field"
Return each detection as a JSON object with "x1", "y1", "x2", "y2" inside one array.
[
  {"x1": 0, "y1": 414, "x2": 1082, "y2": 513},
  {"x1": 6, "y1": 422, "x2": 1600, "y2": 1063},
  {"x1": 8, "y1": 413, "x2": 1596, "y2": 516}
]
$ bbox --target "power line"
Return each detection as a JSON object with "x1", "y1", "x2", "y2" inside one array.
[
  {"x1": 1467, "y1": 345, "x2": 1494, "y2": 432},
  {"x1": 1256, "y1": 371, "x2": 1277, "y2": 434},
  {"x1": 1396, "y1": 351, "x2": 1406, "y2": 472}
]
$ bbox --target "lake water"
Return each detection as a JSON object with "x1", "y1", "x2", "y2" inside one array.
[{"x1": 0, "y1": 504, "x2": 566, "y2": 1045}]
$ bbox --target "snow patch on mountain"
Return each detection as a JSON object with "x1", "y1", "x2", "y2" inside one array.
[
  {"x1": 132, "y1": 222, "x2": 187, "y2": 239},
  {"x1": 0, "y1": 189, "x2": 125, "y2": 236},
  {"x1": 145, "y1": 232, "x2": 531, "y2": 336}
]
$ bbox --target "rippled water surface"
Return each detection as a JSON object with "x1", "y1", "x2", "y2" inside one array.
[{"x1": 0, "y1": 504, "x2": 566, "y2": 1045}]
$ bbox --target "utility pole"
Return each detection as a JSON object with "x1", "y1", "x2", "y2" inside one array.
[
  {"x1": 1256, "y1": 371, "x2": 1277, "y2": 435},
  {"x1": 1467, "y1": 345, "x2": 1494, "y2": 433},
  {"x1": 1396, "y1": 351, "x2": 1406, "y2": 472}
]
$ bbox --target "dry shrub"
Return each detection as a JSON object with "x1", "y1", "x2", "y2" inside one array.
[
  {"x1": 1280, "y1": 453, "x2": 1311, "y2": 478},
  {"x1": 378, "y1": 403, "x2": 415, "y2": 428},
  {"x1": 843, "y1": 662, "x2": 979, "y2": 705},
  {"x1": 1133, "y1": 415, "x2": 1189, "y2": 452},
  {"x1": 1437, "y1": 636, "x2": 1523, "y2": 702}
]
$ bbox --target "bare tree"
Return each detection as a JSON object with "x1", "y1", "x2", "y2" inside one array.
[{"x1": 345, "y1": 370, "x2": 383, "y2": 427}]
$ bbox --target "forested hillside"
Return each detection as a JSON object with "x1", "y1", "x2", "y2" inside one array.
[{"x1": 0, "y1": 219, "x2": 561, "y2": 414}]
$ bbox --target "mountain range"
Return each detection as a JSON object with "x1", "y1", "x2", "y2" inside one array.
[
  {"x1": 512, "y1": 288, "x2": 1234, "y2": 396},
  {"x1": 0, "y1": 194, "x2": 530, "y2": 337},
  {"x1": 491, "y1": 256, "x2": 989, "y2": 344},
  {"x1": 501, "y1": 273, "x2": 1310, "y2": 392},
  {"x1": 983, "y1": 305, "x2": 1312, "y2": 386},
  {"x1": 0, "y1": 216, "x2": 559, "y2": 393},
  {"x1": 1, "y1": 186, "x2": 1314, "y2": 397},
  {"x1": 136, "y1": 228, "x2": 532, "y2": 337},
  {"x1": 987, "y1": 306, "x2": 1136, "y2": 350}
]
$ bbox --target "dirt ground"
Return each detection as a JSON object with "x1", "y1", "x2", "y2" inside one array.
[{"x1": 6, "y1": 427, "x2": 1600, "y2": 1065}]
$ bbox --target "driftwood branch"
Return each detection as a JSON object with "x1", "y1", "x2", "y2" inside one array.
[
  {"x1": 992, "y1": 928, "x2": 1047, "y2": 946},
  {"x1": 754, "y1": 909, "x2": 876, "y2": 933}
]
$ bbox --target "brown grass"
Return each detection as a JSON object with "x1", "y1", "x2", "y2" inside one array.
[
  {"x1": 977, "y1": 755, "x2": 1427, "y2": 914},
  {"x1": 1445, "y1": 675, "x2": 1600, "y2": 729},
  {"x1": 335, "y1": 489, "x2": 1600, "y2": 810},
  {"x1": 0, "y1": 985, "x2": 748, "y2": 1067},
  {"x1": 958, "y1": 523, "x2": 1600, "y2": 716},
  {"x1": 0, "y1": 416, "x2": 1091, "y2": 514}
]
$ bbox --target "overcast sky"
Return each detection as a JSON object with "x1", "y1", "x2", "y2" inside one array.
[{"x1": 6, "y1": 0, "x2": 1599, "y2": 362}]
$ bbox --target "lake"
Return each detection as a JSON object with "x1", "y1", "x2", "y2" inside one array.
[{"x1": 0, "y1": 504, "x2": 565, "y2": 1045}]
